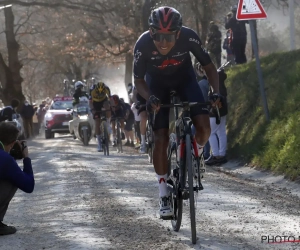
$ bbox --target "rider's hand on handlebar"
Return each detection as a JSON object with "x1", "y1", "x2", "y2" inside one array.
[
  {"x1": 134, "y1": 101, "x2": 140, "y2": 110},
  {"x1": 209, "y1": 93, "x2": 222, "y2": 108},
  {"x1": 146, "y1": 95, "x2": 160, "y2": 113}
]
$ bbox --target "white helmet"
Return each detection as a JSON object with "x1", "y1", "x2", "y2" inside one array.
[{"x1": 75, "y1": 81, "x2": 84, "y2": 89}]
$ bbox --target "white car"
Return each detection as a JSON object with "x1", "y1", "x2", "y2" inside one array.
[{"x1": 44, "y1": 96, "x2": 73, "y2": 139}]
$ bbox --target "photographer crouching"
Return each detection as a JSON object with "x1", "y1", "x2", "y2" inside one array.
[{"x1": 0, "y1": 122, "x2": 35, "y2": 235}]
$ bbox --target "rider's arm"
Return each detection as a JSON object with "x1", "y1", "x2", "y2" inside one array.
[
  {"x1": 105, "y1": 87, "x2": 111, "y2": 98},
  {"x1": 189, "y1": 29, "x2": 219, "y2": 94},
  {"x1": 133, "y1": 37, "x2": 149, "y2": 100},
  {"x1": 88, "y1": 87, "x2": 94, "y2": 111},
  {"x1": 134, "y1": 79, "x2": 150, "y2": 101},
  {"x1": 202, "y1": 64, "x2": 219, "y2": 94}
]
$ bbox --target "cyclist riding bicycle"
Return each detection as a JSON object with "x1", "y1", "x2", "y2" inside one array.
[
  {"x1": 73, "y1": 81, "x2": 89, "y2": 106},
  {"x1": 89, "y1": 81, "x2": 112, "y2": 152},
  {"x1": 110, "y1": 94, "x2": 126, "y2": 147},
  {"x1": 133, "y1": 6, "x2": 220, "y2": 218}
]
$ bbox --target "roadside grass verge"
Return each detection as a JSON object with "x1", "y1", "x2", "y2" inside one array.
[{"x1": 226, "y1": 49, "x2": 300, "y2": 180}]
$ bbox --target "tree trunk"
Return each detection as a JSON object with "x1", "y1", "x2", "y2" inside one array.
[
  {"x1": 142, "y1": 0, "x2": 156, "y2": 32},
  {"x1": 0, "y1": 7, "x2": 25, "y2": 106},
  {"x1": 124, "y1": 53, "x2": 133, "y2": 86}
]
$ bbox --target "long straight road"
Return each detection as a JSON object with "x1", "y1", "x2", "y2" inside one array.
[{"x1": 1, "y1": 135, "x2": 300, "y2": 250}]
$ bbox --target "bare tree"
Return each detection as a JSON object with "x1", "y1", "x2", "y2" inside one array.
[{"x1": 0, "y1": 6, "x2": 25, "y2": 105}]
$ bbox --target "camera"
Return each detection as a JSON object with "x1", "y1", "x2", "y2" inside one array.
[{"x1": 10, "y1": 141, "x2": 26, "y2": 160}]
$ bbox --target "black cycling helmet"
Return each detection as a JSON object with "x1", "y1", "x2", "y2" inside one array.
[{"x1": 148, "y1": 6, "x2": 182, "y2": 32}]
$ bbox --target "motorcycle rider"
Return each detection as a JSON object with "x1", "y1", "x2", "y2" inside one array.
[
  {"x1": 89, "y1": 81, "x2": 111, "y2": 152},
  {"x1": 73, "y1": 81, "x2": 89, "y2": 106}
]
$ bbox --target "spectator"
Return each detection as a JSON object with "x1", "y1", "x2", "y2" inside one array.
[
  {"x1": 0, "y1": 122, "x2": 34, "y2": 235},
  {"x1": 223, "y1": 29, "x2": 235, "y2": 63},
  {"x1": 37, "y1": 101, "x2": 47, "y2": 130},
  {"x1": 225, "y1": 5, "x2": 248, "y2": 64},
  {"x1": 32, "y1": 103, "x2": 39, "y2": 136},
  {"x1": 0, "y1": 99, "x2": 20, "y2": 122},
  {"x1": 20, "y1": 100, "x2": 35, "y2": 139},
  {"x1": 205, "y1": 68, "x2": 228, "y2": 166},
  {"x1": 206, "y1": 21, "x2": 222, "y2": 68}
]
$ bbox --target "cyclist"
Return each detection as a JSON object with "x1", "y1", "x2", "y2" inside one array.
[
  {"x1": 133, "y1": 6, "x2": 220, "y2": 218},
  {"x1": 89, "y1": 81, "x2": 111, "y2": 152},
  {"x1": 110, "y1": 95, "x2": 126, "y2": 146},
  {"x1": 73, "y1": 81, "x2": 89, "y2": 106}
]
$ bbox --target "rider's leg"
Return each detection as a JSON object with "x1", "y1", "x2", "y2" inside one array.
[
  {"x1": 120, "y1": 119, "x2": 125, "y2": 133},
  {"x1": 125, "y1": 118, "x2": 135, "y2": 146},
  {"x1": 104, "y1": 100, "x2": 112, "y2": 138},
  {"x1": 139, "y1": 110, "x2": 147, "y2": 153},
  {"x1": 135, "y1": 121, "x2": 141, "y2": 144},
  {"x1": 124, "y1": 130, "x2": 130, "y2": 145},
  {"x1": 111, "y1": 120, "x2": 116, "y2": 138},
  {"x1": 111, "y1": 119, "x2": 117, "y2": 146},
  {"x1": 177, "y1": 66, "x2": 210, "y2": 157},
  {"x1": 192, "y1": 114, "x2": 210, "y2": 153},
  {"x1": 94, "y1": 117, "x2": 103, "y2": 151},
  {"x1": 128, "y1": 130, "x2": 134, "y2": 145}
]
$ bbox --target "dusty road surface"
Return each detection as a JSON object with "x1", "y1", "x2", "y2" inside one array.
[{"x1": 1, "y1": 135, "x2": 300, "y2": 250}]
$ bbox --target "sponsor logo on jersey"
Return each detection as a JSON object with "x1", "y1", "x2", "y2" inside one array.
[
  {"x1": 134, "y1": 50, "x2": 142, "y2": 65},
  {"x1": 156, "y1": 59, "x2": 183, "y2": 69},
  {"x1": 151, "y1": 56, "x2": 161, "y2": 60},
  {"x1": 189, "y1": 38, "x2": 200, "y2": 44},
  {"x1": 152, "y1": 51, "x2": 158, "y2": 55},
  {"x1": 172, "y1": 51, "x2": 188, "y2": 57}
]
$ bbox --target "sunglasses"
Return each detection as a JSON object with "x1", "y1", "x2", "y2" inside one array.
[{"x1": 152, "y1": 32, "x2": 177, "y2": 43}]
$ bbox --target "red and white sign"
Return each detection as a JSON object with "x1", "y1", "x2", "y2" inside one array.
[
  {"x1": 236, "y1": 0, "x2": 267, "y2": 20},
  {"x1": 53, "y1": 96, "x2": 73, "y2": 101}
]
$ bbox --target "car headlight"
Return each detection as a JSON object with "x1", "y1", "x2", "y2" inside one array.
[
  {"x1": 45, "y1": 113, "x2": 53, "y2": 119},
  {"x1": 79, "y1": 115, "x2": 88, "y2": 120}
]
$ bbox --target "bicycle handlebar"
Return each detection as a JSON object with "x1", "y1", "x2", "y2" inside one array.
[{"x1": 139, "y1": 101, "x2": 221, "y2": 126}]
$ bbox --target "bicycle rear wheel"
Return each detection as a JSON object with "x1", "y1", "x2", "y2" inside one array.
[
  {"x1": 186, "y1": 134, "x2": 197, "y2": 244},
  {"x1": 168, "y1": 143, "x2": 183, "y2": 231}
]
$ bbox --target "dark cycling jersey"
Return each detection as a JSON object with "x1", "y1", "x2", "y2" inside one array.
[{"x1": 133, "y1": 26, "x2": 212, "y2": 78}]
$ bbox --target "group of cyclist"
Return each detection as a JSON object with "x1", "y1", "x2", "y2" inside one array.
[
  {"x1": 74, "y1": 6, "x2": 222, "y2": 219},
  {"x1": 73, "y1": 80, "x2": 133, "y2": 152}
]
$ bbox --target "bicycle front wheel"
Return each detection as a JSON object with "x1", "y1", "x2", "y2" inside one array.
[
  {"x1": 186, "y1": 134, "x2": 197, "y2": 244},
  {"x1": 168, "y1": 143, "x2": 182, "y2": 232}
]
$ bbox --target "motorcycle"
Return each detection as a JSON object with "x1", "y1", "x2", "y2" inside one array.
[{"x1": 69, "y1": 99, "x2": 94, "y2": 146}]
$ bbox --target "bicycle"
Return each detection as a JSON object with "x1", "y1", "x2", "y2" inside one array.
[
  {"x1": 155, "y1": 99, "x2": 219, "y2": 244},
  {"x1": 99, "y1": 109, "x2": 110, "y2": 156}
]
